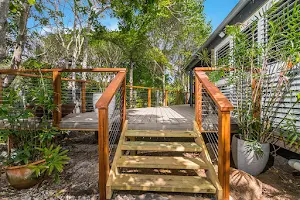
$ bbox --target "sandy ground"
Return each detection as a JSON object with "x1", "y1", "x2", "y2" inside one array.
[{"x1": 0, "y1": 132, "x2": 299, "y2": 200}]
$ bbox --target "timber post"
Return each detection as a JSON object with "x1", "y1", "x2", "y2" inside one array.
[
  {"x1": 218, "y1": 110, "x2": 231, "y2": 200},
  {"x1": 148, "y1": 88, "x2": 151, "y2": 107},
  {"x1": 122, "y1": 76, "x2": 127, "y2": 128},
  {"x1": 164, "y1": 90, "x2": 168, "y2": 106},
  {"x1": 98, "y1": 108, "x2": 109, "y2": 200},
  {"x1": 0, "y1": 75, "x2": 2, "y2": 105},
  {"x1": 81, "y1": 82, "x2": 86, "y2": 113},
  {"x1": 53, "y1": 70, "x2": 62, "y2": 127},
  {"x1": 194, "y1": 78, "x2": 202, "y2": 129}
]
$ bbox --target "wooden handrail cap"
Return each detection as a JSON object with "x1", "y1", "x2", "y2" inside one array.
[
  {"x1": 194, "y1": 70, "x2": 234, "y2": 112},
  {"x1": 95, "y1": 71, "x2": 126, "y2": 109}
]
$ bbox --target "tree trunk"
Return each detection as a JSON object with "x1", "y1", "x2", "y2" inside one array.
[
  {"x1": 162, "y1": 66, "x2": 166, "y2": 106},
  {"x1": 0, "y1": 0, "x2": 9, "y2": 62},
  {"x1": 129, "y1": 59, "x2": 134, "y2": 108},
  {"x1": 82, "y1": 22, "x2": 91, "y2": 81},
  {"x1": 71, "y1": 1, "x2": 78, "y2": 112},
  {"x1": 3, "y1": 2, "x2": 30, "y2": 88}
]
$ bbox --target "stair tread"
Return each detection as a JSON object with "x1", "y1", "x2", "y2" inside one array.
[
  {"x1": 121, "y1": 141, "x2": 202, "y2": 152},
  {"x1": 117, "y1": 156, "x2": 208, "y2": 169},
  {"x1": 110, "y1": 174, "x2": 216, "y2": 193},
  {"x1": 125, "y1": 130, "x2": 198, "y2": 138}
]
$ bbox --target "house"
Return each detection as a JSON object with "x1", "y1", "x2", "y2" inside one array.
[{"x1": 185, "y1": 0, "x2": 300, "y2": 153}]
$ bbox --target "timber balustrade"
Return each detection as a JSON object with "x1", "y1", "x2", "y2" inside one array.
[
  {"x1": 0, "y1": 68, "x2": 187, "y2": 199},
  {"x1": 0, "y1": 68, "x2": 127, "y2": 199},
  {"x1": 126, "y1": 85, "x2": 188, "y2": 108},
  {"x1": 0, "y1": 69, "x2": 188, "y2": 113},
  {"x1": 194, "y1": 67, "x2": 234, "y2": 200}
]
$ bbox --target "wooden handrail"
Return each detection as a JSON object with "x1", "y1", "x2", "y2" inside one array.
[
  {"x1": 96, "y1": 71, "x2": 126, "y2": 109},
  {"x1": 194, "y1": 67, "x2": 219, "y2": 71},
  {"x1": 0, "y1": 72, "x2": 88, "y2": 83},
  {"x1": 195, "y1": 70, "x2": 234, "y2": 112},
  {"x1": 193, "y1": 67, "x2": 233, "y2": 71},
  {"x1": 0, "y1": 72, "x2": 180, "y2": 93},
  {"x1": 0, "y1": 68, "x2": 126, "y2": 73}
]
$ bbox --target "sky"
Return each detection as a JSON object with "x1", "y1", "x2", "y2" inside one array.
[{"x1": 203, "y1": 0, "x2": 240, "y2": 31}]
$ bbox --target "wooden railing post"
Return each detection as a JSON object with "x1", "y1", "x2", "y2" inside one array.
[
  {"x1": 0, "y1": 75, "x2": 2, "y2": 105},
  {"x1": 218, "y1": 110, "x2": 231, "y2": 200},
  {"x1": 81, "y1": 82, "x2": 86, "y2": 113},
  {"x1": 53, "y1": 70, "x2": 62, "y2": 127},
  {"x1": 122, "y1": 78, "x2": 127, "y2": 127},
  {"x1": 164, "y1": 90, "x2": 168, "y2": 106},
  {"x1": 148, "y1": 88, "x2": 151, "y2": 107},
  {"x1": 98, "y1": 108, "x2": 109, "y2": 200},
  {"x1": 194, "y1": 78, "x2": 202, "y2": 128},
  {"x1": 185, "y1": 92, "x2": 189, "y2": 104}
]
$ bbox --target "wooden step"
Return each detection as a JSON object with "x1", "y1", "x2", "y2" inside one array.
[
  {"x1": 117, "y1": 156, "x2": 208, "y2": 169},
  {"x1": 125, "y1": 130, "x2": 198, "y2": 138},
  {"x1": 121, "y1": 141, "x2": 202, "y2": 152},
  {"x1": 110, "y1": 174, "x2": 216, "y2": 194}
]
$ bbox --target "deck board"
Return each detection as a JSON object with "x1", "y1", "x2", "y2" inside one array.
[
  {"x1": 127, "y1": 105, "x2": 195, "y2": 130},
  {"x1": 117, "y1": 156, "x2": 208, "y2": 169},
  {"x1": 59, "y1": 105, "x2": 195, "y2": 131},
  {"x1": 110, "y1": 174, "x2": 216, "y2": 194},
  {"x1": 0, "y1": 105, "x2": 195, "y2": 131},
  {"x1": 0, "y1": 105, "x2": 236, "y2": 132}
]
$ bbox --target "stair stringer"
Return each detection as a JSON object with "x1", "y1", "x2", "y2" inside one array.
[
  {"x1": 106, "y1": 120, "x2": 128, "y2": 199},
  {"x1": 193, "y1": 121, "x2": 223, "y2": 200}
]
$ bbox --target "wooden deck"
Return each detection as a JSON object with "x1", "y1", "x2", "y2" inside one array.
[
  {"x1": 127, "y1": 105, "x2": 194, "y2": 130},
  {"x1": 59, "y1": 105, "x2": 195, "y2": 131}
]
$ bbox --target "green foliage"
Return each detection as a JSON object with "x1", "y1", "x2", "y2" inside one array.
[
  {"x1": 28, "y1": 0, "x2": 36, "y2": 5},
  {"x1": 30, "y1": 145, "x2": 70, "y2": 183},
  {"x1": 209, "y1": 1, "x2": 300, "y2": 153},
  {"x1": 0, "y1": 76, "x2": 69, "y2": 183}
]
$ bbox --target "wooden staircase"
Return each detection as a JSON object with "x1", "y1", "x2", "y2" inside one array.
[{"x1": 106, "y1": 122, "x2": 222, "y2": 199}]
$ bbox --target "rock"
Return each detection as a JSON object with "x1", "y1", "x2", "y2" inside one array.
[{"x1": 230, "y1": 168, "x2": 263, "y2": 200}]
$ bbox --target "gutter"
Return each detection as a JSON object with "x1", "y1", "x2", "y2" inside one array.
[{"x1": 185, "y1": 0, "x2": 251, "y2": 71}]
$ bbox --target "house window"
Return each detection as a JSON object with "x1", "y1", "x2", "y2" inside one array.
[
  {"x1": 243, "y1": 21, "x2": 258, "y2": 44},
  {"x1": 216, "y1": 42, "x2": 230, "y2": 66},
  {"x1": 264, "y1": 0, "x2": 300, "y2": 63},
  {"x1": 261, "y1": 0, "x2": 300, "y2": 129}
]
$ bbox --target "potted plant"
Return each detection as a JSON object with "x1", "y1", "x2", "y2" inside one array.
[
  {"x1": 0, "y1": 77, "x2": 70, "y2": 189},
  {"x1": 206, "y1": 3, "x2": 300, "y2": 175}
]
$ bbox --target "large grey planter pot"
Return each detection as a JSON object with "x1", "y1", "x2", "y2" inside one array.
[{"x1": 232, "y1": 134, "x2": 270, "y2": 176}]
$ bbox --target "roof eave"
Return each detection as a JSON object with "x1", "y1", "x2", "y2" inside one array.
[{"x1": 185, "y1": 0, "x2": 251, "y2": 71}]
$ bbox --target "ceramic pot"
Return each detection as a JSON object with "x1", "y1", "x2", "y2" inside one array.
[
  {"x1": 6, "y1": 159, "x2": 45, "y2": 189},
  {"x1": 232, "y1": 134, "x2": 269, "y2": 176}
]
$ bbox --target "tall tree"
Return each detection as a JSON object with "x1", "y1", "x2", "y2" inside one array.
[
  {"x1": 0, "y1": 0, "x2": 9, "y2": 62},
  {"x1": 3, "y1": 0, "x2": 32, "y2": 87},
  {"x1": 149, "y1": 0, "x2": 211, "y2": 92},
  {"x1": 111, "y1": 0, "x2": 162, "y2": 106}
]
